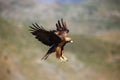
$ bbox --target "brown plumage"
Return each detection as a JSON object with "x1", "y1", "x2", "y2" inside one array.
[{"x1": 29, "y1": 19, "x2": 73, "y2": 62}]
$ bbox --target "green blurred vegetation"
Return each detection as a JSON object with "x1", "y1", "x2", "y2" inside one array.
[
  {"x1": 68, "y1": 34, "x2": 120, "y2": 69},
  {"x1": 0, "y1": 17, "x2": 120, "y2": 80},
  {"x1": 0, "y1": 0, "x2": 120, "y2": 80}
]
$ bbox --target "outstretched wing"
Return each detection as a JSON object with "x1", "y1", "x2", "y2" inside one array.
[
  {"x1": 56, "y1": 18, "x2": 69, "y2": 33},
  {"x1": 29, "y1": 23, "x2": 61, "y2": 46}
]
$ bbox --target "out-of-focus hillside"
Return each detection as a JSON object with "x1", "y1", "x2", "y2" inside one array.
[
  {"x1": 0, "y1": 0, "x2": 120, "y2": 34},
  {"x1": 0, "y1": 0, "x2": 120, "y2": 80},
  {"x1": 0, "y1": 18, "x2": 120, "y2": 80}
]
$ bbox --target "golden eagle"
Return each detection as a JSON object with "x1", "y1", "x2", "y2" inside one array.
[{"x1": 29, "y1": 19, "x2": 73, "y2": 62}]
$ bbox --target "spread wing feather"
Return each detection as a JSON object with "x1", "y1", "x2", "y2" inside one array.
[
  {"x1": 29, "y1": 23, "x2": 61, "y2": 46},
  {"x1": 56, "y1": 18, "x2": 69, "y2": 33}
]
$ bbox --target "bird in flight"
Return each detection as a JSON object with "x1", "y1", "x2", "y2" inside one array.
[{"x1": 29, "y1": 19, "x2": 73, "y2": 62}]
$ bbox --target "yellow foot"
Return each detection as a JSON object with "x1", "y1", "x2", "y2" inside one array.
[
  {"x1": 60, "y1": 56, "x2": 68, "y2": 62},
  {"x1": 62, "y1": 56, "x2": 68, "y2": 62},
  {"x1": 60, "y1": 57, "x2": 64, "y2": 62}
]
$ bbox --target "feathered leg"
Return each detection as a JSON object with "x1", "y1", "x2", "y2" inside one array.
[
  {"x1": 56, "y1": 47, "x2": 64, "y2": 62},
  {"x1": 56, "y1": 47, "x2": 61, "y2": 59},
  {"x1": 56, "y1": 47, "x2": 68, "y2": 62},
  {"x1": 61, "y1": 50, "x2": 68, "y2": 62}
]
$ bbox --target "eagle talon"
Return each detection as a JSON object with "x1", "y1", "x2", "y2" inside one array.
[
  {"x1": 62, "y1": 56, "x2": 68, "y2": 62},
  {"x1": 60, "y1": 56, "x2": 68, "y2": 62},
  {"x1": 60, "y1": 57, "x2": 64, "y2": 62}
]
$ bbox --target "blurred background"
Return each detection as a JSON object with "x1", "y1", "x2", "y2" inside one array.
[{"x1": 0, "y1": 0, "x2": 120, "y2": 80}]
